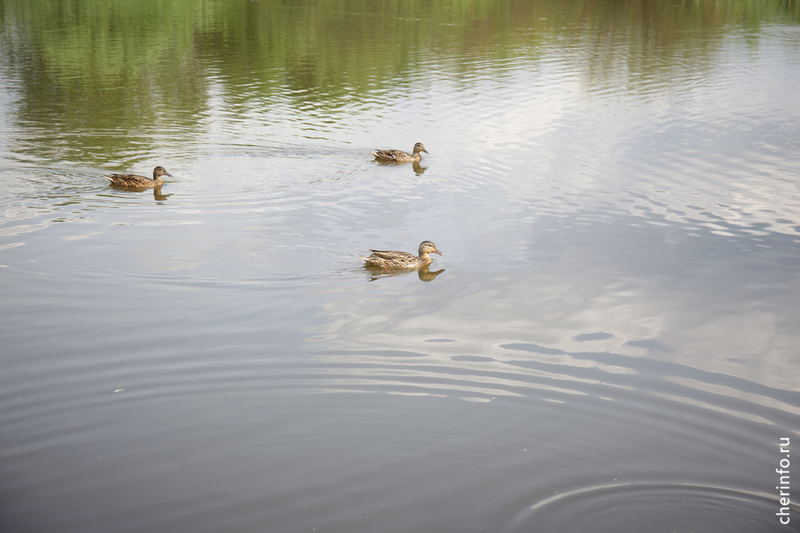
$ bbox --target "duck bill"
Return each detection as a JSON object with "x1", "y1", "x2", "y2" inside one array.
[{"x1": 434, "y1": 250, "x2": 444, "y2": 256}]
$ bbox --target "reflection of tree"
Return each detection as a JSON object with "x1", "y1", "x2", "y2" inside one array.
[
  {"x1": 0, "y1": 1, "x2": 214, "y2": 164},
  {"x1": 0, "y1": 0, "x2": 795, "y2": 161}
]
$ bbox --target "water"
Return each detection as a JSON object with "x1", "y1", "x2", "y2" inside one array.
[{"x1": 1, "y1": 1, "x2": 800, "y2": 531}]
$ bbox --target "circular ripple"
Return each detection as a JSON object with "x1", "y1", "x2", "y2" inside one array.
[{"x1": 512, "y1": 482, "x2": 795, "y2": 533}]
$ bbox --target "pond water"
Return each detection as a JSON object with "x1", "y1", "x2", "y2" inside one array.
[{"x1": 1, "y1": 1, "x2": 800, "y2": 532}]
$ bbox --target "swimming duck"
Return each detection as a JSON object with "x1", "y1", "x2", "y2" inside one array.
[
  {"x1": 105, "y1": 166, "x2": 172, "y2": 188},
  {"x1": 362, "y1": 240, "x2": 444, "y2": 269},
  {"x1": 370, "y1": 142, "x2": 429, "y2": 163}
]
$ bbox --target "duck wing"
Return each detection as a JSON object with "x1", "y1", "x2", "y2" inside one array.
[
  {"x1": 370, "y1": 149, "x2": 409, "y2": 161},
  {"x1": 105, "y1": 173, "x2": 151, "y2": 187},
  {"x1": 368, "y1": 249, "x2": 416, "y2": 261}
]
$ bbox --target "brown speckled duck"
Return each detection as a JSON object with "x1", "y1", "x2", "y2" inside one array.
[
  {"x1": 105, "y1": 166, "x2": 172, "y2": 188},
  {"x1": 362, "y1": 240, "x2": 444, "y2": 269},
  {"x1": 370, "y1": 142, "x2": 429, "y2": 163}
]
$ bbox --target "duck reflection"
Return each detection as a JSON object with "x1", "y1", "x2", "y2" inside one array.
[
  {"x1": 412, "y1": 160, "x2": 427, "y2": 175},
  {"x1": 109, "y1": 183, "x2": 171, "y2": 201},
  {"x1": 152, "y1": 186, "x2": 170, "y2": 201},
  {"x1": 363, "y1": 264, "x2": 445, "y2": 282},
  {"x1": 370, "y1": 159, "x2": 427, "y2": 175}
]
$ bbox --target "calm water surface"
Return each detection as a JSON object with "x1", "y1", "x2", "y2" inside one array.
[{"x1": 1, "y1": 1, "x2": 800, "y2": 532}]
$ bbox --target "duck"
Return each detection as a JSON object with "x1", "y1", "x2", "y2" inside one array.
[
  {"x1": 105, "y1": 166, "x2": 172, "y2": 188},
  {"x1": 370, "y1": 142, "x2": 429, "y2": 163},
  {"x1": 362, "y1": 240, "x2": 444, "y2": 269}
]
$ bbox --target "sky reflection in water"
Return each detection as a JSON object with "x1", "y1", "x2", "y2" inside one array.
[{"x1": 1, "y1": 1, "x2": 799, "y2": 532}]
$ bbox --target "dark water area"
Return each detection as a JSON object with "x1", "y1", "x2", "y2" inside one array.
[{"x1": 1, "y1": 1, "x2": 800, "y2": 532}]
